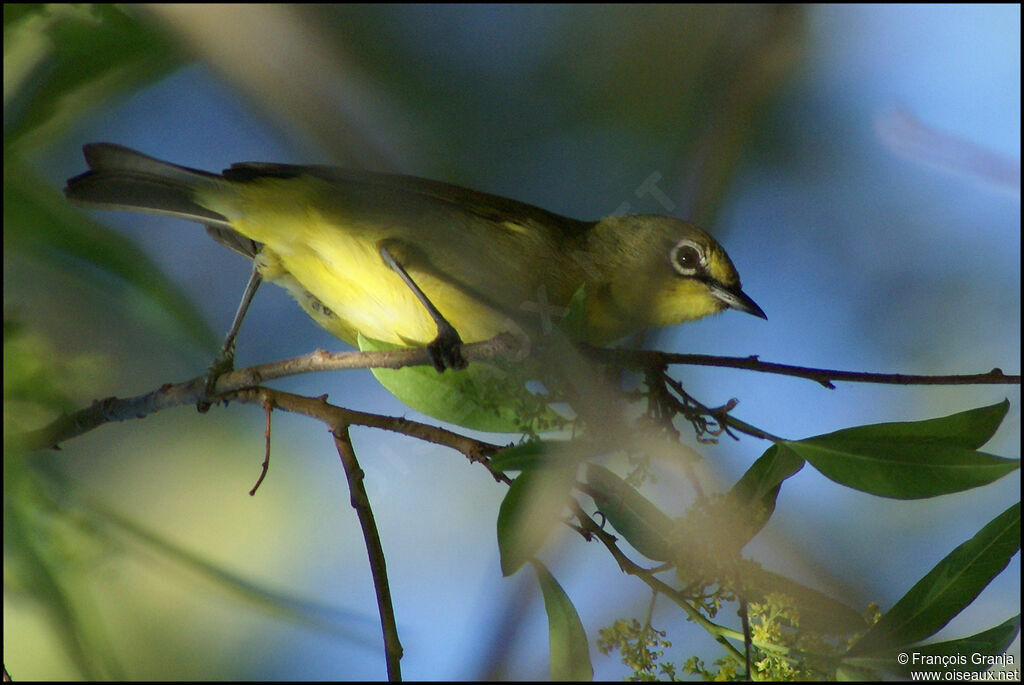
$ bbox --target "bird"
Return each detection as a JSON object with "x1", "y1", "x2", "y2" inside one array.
[{"x1": 65, "y1": 143, "x2": 764, "y2": 429}]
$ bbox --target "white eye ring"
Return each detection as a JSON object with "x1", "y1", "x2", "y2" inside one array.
[{"x1": 670, "y1": 239, "x2": 706, "y2": 276}]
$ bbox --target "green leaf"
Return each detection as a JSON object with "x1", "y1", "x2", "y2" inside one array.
[
  {"x1": 781, "y1": 440, "x2": 1018, "y2": 499},
  {"x1": 847, "y1": 503, "x2": 1021, "y2": 656},
  {"x1": 531, "y1": 560, "x2": 593, "y2": 681},
  {"x1": 359, "y1": 333, "x2": 563, "y2": 433},
  {"x1": 912, "y1": 614, "x2": 1021, "y2": 666},
  {"x1": 810, "y1": 400, "x2": 1009, "y2": 449},
  {"x1": 497, "y1": 467, "x2": 577, "y2": 576},
  {"x1": 843, "y1": 614, "x2": 1021, "y2": 677},
  {"x1": 490, "y1": 440, "x2": 551, "y2": 473},
  {"x1": 727, "y1": 444, "x2": 805, "y2": 542},
  {"x1": 779, "y1": 403, "x2": 1018, "y2": 499},
  {"x1": 746, "y1": 568, "x2": 868, "y2": 636},
  {"x1": 490, "y1": 439, "x2": 593, "y2": 474},
  {"x1": 730, "y1": 444, "x2": 806, "y2": 506},
  {"x1": 584, "y1": 464, "x2": 676, "y2": 562}
]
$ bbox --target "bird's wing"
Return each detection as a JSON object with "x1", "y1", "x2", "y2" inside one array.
[
  {"x1": 213, "y1": 163, "x2": 595, "y2": 337},
  {"x1": 222, "y1": 162, "x2": 592, "y2": 242}
]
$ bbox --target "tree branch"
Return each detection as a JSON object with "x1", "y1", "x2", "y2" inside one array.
[
  {"x1": 17, "y1": 333, "x2": 1018, "y2": 453},
  {"x1": 333, "y1": 425, "x2": 403, "y2": 681},
  {"x1": 591, "y1": 347, "x2": 1021, "y2": 388},
  {"x1": 17, "y1": 335, "x2": 521, "y2": 451}
]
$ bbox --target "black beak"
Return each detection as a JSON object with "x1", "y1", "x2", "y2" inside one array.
[{"x1": 709, "y1": 282, "x2": 767, "y2": 320}]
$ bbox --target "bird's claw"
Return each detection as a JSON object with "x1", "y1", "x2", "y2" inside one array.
[
  {"x1": 427, "y1": 322, "x2": 467, "y2": 372},
  {"x1": 197, "y1": 352, "x2": 235, "y2": 412}
]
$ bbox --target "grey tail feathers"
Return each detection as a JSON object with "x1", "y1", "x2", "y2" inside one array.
[{"x1": 63, "y1": 143, "x2": 232, "y2": 229}]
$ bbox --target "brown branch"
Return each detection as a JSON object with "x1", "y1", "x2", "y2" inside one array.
[
  {"x1": 333, "y1": 425, "x2": 403, "y2": 681},
  {"x1": 17, "y1": 335, "x2": 522, "y2": 451},
  {"x1": 591, "y1": 347, "x2": 1021, "y2": 389},
  {"x1": 223, "y1": 388, "x2": 504, "y2": 465},
  {"x1": 248, "y1": 397, "x2": 275, "y2": 495},
  {"x1": 206, "y1": 387, "x2": 507, "y2": 680},
  {"x1": 660, "y1": 373, "x2": 783, "y2": 443},
  {"x1": 16, "y1": 330, "x2": 1017, "y2": 454}
]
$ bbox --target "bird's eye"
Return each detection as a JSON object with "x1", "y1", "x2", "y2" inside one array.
[{"x1": 670, "y1": 239, "x2": 705, "y2": 276}]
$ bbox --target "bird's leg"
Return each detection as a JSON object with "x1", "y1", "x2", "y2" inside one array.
[
  {"x1": 379, "y1": 246, "x2": 467, "y2": 372},
  {"x1": 199, "y1": 260, "x2": 263, "y2": 411}
]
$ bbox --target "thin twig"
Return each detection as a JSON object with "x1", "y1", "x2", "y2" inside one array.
[
  {"x1": 228, "y1": 388, "x2": 504, "y2": 464},
  {"x1": 333, "y1": 425, "x2": 403, "y2": 681},
  {"x1": 661, "y1": 372, "x2": 784, "y2": 442},
  {"x1": 568, "y1": 500, "x2": 749, "y2": 663},
  {"x1": 249, "y1": 397, "x2": 274, "y2": 495},
  {"x1": 591, "y1": 347, "x2": 1021, "y2": 388},
  {"x1": 739, "y1": 598, "x2": 752, "y2": 680}
]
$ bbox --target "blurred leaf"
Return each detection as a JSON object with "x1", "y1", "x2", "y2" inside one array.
[
  {"x1": 680, "y1": 4, "x2": 806, "y2": 227},
  {"x1": 835, "y1": 662, "x2": 883, "y2": 681},
  {"x1": 360, "y1": 333, "x2": 563, "y2": 432},
  {"x1": 531, "y1": 560, "x2": 593, "y2": 681},
  {"x1": 557, "y1": 284, "x2": 589, "y2": 341},
  {"x1": 88, "y1": 500, "x2": 377, "y2": 644},
  {"x1": 745, "y1": 568, "x2": 867, "y2": 636},
  {"x1": 779, "y1": 402, "x2": 1018, "y2": 499},
  {"x1": 3, "y1": 463, "x2": 126, "y2": 679},
  {"x1": 4, "y1": 157, "x2": 217, "y2": 351},
  {"x1": 584, "y1": 464, "x2": 676, "y2": 562},
  {"x1": 3, "y1": 317, "x2": 104, "y2": 437},
  {"x1": 847, "y1": 503, "x2": 1021, "y2": 655},
  {"x1": 4, "y1": 4, "x2": 182, "y2": 151},
  {"x1": 843, "y1": 614, "x2": 1021, "y2": 677},
  {"x1": 3, "y1": 462, "x2": 377, "y2": 681},
  {"x1": 497, "y1": 466, "x2": 576, "y2": 576}
]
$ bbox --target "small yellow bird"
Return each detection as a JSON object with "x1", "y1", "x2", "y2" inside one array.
[{"x1": 65, "y1": 144, "x2": 764, "y2": 427}]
